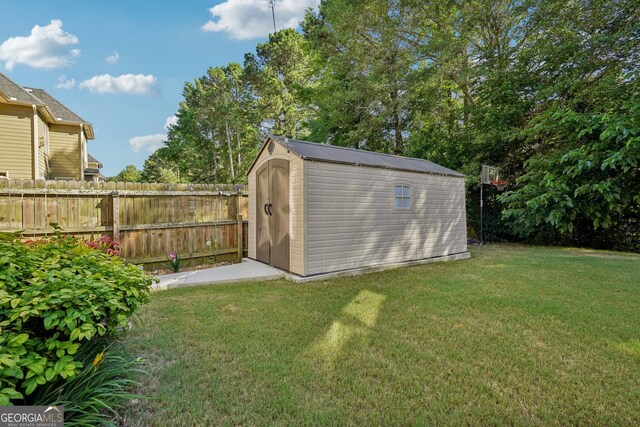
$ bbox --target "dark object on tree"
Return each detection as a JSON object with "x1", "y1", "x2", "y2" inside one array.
[{"x1": 480, "y1": 165, "x2": 508, "y2": 244}]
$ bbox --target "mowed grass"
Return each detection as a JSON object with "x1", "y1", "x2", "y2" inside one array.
[{"x1": 123, "y1": 245, "x2": 640, "y2": 426}]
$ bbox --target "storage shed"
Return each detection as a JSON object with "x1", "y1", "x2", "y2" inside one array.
[{"x1": 247, "y1": 136, "x2": 469, "y2": 277}]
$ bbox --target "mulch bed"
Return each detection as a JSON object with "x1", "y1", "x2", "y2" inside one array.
[{"x1": 150, "y1": 261, "x2": 235, "y2": 276}]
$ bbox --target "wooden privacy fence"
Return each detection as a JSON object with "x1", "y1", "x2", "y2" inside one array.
[{"x1": 0, "y1": 179, "x2": 249, "y2": 269}]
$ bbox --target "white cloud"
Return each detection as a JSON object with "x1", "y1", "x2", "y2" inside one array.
[
  {"x1": 129, "y1": 134, "x2": 166, "y2": 153},
  {"x1": 79, "y1": 74, "x2": 158, "y2": 95},
  {"x1": 106, "y1": 51, "x2": 119, "y2": 63},
  {"x1": 0, "y1": 20, "x2": 80, "y2": 70},
  {"x1": 129, "y1": 116, "x2": 178, "y2": 153},
  {"x1": 201, "y1": 0, "x2": 319, "y2": 40},
  {"x1": 164, "y1": 115, "x2": 178, "y2": 130},
  {"x1": 55, "y1": 74, "x2": 75, "y2": 90}
]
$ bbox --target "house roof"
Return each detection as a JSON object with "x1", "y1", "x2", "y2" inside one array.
[
  {"x1": 87, "y1": 154, "x2": 103, "y2": 168},
  {"x1": 0, "y1": 71, "x2": 94, "y2": 139},
  {"x1": 25, "y1": 88, "x2": 88, "y2": 124},
  {"x1": 0, "y1": 72, "x2": 43, "y2": 104},
  {"x1": 270, "y1": 136, "x2": 465, "y2": 178}
]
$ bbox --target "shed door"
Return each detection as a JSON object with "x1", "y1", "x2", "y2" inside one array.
[
  {"x1": 255, "y1": 159, "x2": 290, "y2": 270},
  {"x1": 256, "y1": 163, "x2": 270, "y2": 264},
  {"x1": 268, "y1": 159, "x2": 290, "y2": 270}
]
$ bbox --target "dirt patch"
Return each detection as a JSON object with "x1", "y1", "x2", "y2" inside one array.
[{"x1": 559, "y1": 250, "x2": 639, "y2": 261}]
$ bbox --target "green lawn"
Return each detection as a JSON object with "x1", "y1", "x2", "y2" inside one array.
[{"x1": 123, "y1": 244, "x2": 640, "y2": 426}]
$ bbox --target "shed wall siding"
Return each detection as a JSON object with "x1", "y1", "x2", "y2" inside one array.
[
  {"x1": 305, "y1": 161, "x2": 467, "y2": 275},
  {"x1": 0, "y1": 103, "x2": 33, "y2": 178},
  {"x1": 289, "y1": 155, "x2": 304, "y2": 275},
  {"x1": 49, "y1": 124, "x2": 81, "y2": 179},
  {"x1": 248, "y1": 141, "x2": 305, "y2": 275}
]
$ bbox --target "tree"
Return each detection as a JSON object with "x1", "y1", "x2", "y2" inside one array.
[
  {"x1": 110, "y1": 165, "x2": 141, "y2": 182},
  {"x1": 140, "y1": 151, "x2": 180, "y2": 183},
  {"x1": 157, "y1": 29, "x2": 317, "y2": 186},
  {"x1": 244, "y1": 28, "x2": 316, "y2": 138},
  {"x1": 160, "y1": 64, "x2": 261, "y2": 184},
  {"x1": 302, "y1": 0, "x2": 415, "y2": 153}
]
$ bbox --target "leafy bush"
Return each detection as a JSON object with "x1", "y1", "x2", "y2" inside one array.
[
  {"x1": 499, "y1": 97, "x2": 640, "y2": 250},
  {"x1": 0, "y1": 234, "x2": 153, "y2": 405}
]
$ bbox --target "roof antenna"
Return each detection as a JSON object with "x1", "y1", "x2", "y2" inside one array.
[{"x1": 267, "y1": 0, "x2": 276, "y2": 33}]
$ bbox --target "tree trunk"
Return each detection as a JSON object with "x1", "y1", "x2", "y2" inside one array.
[
  {"x1": 208, "y1": 130, "x2": 218, "y2": 183},
  {"x1": 236, "y1": 124, "x2": 242, "y2": 175},
  {"x1": 390, "y1": 89, "x2": 404, "y2": 154},
  {"x1": 225, "y1": 118, "x2": 236, "y2": 181}
]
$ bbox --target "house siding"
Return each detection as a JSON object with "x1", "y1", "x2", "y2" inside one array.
[
  {"x1": 37, "y1": 113, "x2": 48, "y2": 179},
  {"x1": 48, "y1": 124, "x2": 81, "y2": 179},
  {"x1": 80, "y1": 130, "x2": 87, "y2": 180},
  {"x1": 304, "y1": 161, "x2": 467, "y2": 275},
  {"x1": 248, "y1": 140, "x2": 305, "y2": 275},
  {"x1": 0, "y1": 103, "x2": 33, "y2": 178}
]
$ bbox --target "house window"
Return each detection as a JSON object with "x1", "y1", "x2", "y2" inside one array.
[{"x1": 394, "y1": 184, "x2": 411, "y2": 208}]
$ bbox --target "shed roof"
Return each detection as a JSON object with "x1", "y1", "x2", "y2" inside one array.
[{"x1": 271, "y1": 136, "x2": 465, "y2": 178}]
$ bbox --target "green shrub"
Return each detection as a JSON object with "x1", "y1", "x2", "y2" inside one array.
[{"x1": 0, "y1": 234, "x2": 153, "y2": 405}]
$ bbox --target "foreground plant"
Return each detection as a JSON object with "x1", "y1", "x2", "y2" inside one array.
[
  {"x1": 0, "y1": 234, "x2": 154, "y2": 405},
  {"x1": 31, "y1": 336, "x2": 146, "y2": 426}
]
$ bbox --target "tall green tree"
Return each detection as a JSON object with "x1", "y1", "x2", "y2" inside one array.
[
  {"x1": 303, "y1": 0, "x2": 416, "y2": 153},
  {"x1": 161, "y1": 63, "x2": 261, "y2": 183},
  {"x1": 244, "y1": 28, "x2": 316, "y2": 138}
]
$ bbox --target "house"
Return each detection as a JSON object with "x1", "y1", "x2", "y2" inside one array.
[
  {"x1": 85, "y1": 154, "x2": 104, "y2": 182},
  {"x1": 247, "y1": 136, "x2": 469, "y2": 277},
  {"x1": 0, "y1": 72, "x2": 102, "y2": 181}
]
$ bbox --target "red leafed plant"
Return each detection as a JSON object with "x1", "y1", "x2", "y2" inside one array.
[{"x1": 85, "y1": 236, "x2": 121, "y2": 256}]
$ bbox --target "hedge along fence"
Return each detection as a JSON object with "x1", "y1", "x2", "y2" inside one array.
[{"x1": 0, "y1": 179, "x2": 249, "y2": 269}]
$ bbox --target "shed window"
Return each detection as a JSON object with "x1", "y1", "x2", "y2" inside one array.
[{"x1": 394, "y1": 185, "x2": 410, "y2": 208}]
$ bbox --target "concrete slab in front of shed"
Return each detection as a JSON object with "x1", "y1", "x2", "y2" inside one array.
[{"x1": 153, "y1": 258, "x2": 284, "y2": 291}]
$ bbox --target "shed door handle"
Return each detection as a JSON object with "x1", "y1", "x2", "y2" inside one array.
[
  {"x1": 264, "y1": 203, "x2": 269, "y2": 216},
  {"x1": 267, "y1": 203, "x2": 273, "y2": 216}
]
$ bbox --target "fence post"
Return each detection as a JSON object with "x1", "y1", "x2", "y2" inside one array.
[
  {"x1": 112, "y1": 191, "x2": 120, "y2": 243},
  {"x1": 237, "y1": 214, "x2": 243, "y2": 261},
  {"x1": 236, "y1": 192, "x2": 243, "y2": 261}
]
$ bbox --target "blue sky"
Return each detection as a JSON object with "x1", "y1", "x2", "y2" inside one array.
[{"x1": 1, "y1": 0, "x2": 317, "y2": 176}]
